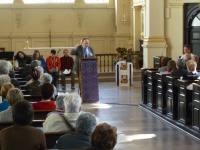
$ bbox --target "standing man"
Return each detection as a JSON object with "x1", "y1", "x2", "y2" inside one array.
[
  {"x1": 70, "y1": 38, "x2": 95, "y2": 89},
  {"x1": 46, "y1": 49, "x2": 61, "y2": 87},
  {"x1": 60, "y1": 49, "x2": 74, "y2": 90}
]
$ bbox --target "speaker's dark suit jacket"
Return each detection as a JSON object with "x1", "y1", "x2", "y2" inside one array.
[{"x1": 70, "y1": 45, "x2": 95, "y2": 74}]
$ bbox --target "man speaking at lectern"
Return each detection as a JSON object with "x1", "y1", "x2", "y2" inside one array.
[{"x1": 70, "y1": 38, "x2": 95, "y2": 89}]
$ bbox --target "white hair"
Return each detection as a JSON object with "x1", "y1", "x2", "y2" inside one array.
[
  {"x1": 0, "y1": 75, "x2": 11, "y2": 88},
  {"x1": 0, "y1": 60, "x2": 10, "y2": 75},
  {"x1": 7, "y1": 61, "x2": 13, "y2": 71},
  {"x1": 35, "y1": 66, "x2": 44, "y2": 76},
  {"x1": 55, "y1": 93, "x2": 67, "y2": 110},
  {"x1": 39, "y1": 73, "x2": 52, "y2": 84},
  {"x1": 63, "y1": 92, "x2": 82, "y2": 113}
]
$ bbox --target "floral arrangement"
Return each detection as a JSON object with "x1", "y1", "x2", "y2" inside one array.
[{"x1": 116, "y1": 47, "x2": 127, "y2": 60}]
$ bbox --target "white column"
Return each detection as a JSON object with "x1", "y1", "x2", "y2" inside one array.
[
  {"x1": 133, "y1": 6, "x2": 141, "y2": 51},
  {"x1": 143, "y1": 0, "x2": 166, "y2": 68}
]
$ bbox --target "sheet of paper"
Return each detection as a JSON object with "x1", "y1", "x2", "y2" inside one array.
[{"x1": 63, "y1": 69, "x2": 71, "y2": 74}]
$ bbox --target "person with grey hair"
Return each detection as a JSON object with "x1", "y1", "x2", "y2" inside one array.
[
  {"x1": 25, "y1": 66, "x2": 44, "y2": 86},
  {"x1": 54, "y1": 112, "x2": 97, "y2": 149},
  {"x1": 30, "y1": 73, "x2": 57, "y2": 97},
  {"x1": 0, "y1": 88, "x2": 24, "y2": 122},
  {"x1": 55, "y1": 93, "x2": 67, "y2": 110},
  {"x1": 43, "y1": 92, "x2": 99, "y2": 132},
  {"x1": 0, "y1": 60, "x2": 10, "y2": 75},
  {"x1": 0, "y1": 75, "x2": 11, "y2": 89},
  {"x1": 171, "y1": 59, "x2": 187, "y2": 77},
  {"x1": 182, "y1": 53, "x2": 192, "y2": 63},
  {"x1": 191, "y1": 55, "x2": 199, "y2": 63}
]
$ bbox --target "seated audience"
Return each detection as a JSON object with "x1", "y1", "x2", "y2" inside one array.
[
  {"x1": 182, "y1": 53, "x2": 192, "y2": 63},
  {"x1": 0, "y1": 83, "x2": 14, "y2": 112},
  {"x1": 25, "y1": 69, "x2": 41, "y2": 90},
  {"x1": 32, "y1": 83, "x2": 56, "y2": 110},
  {"x1": 43, "y1": 92, "x2": 99, "y2": 132},
  {"x1": 60, "y1": 49, "x2": 74, "y2": 90},
  {"x1": 0, "y1": 88, "x2": 24, "y2": 122},
  {"x1": 54, "y1": 112, "x2": 97, "y2": 149},
  {"x1": 167, "y1": 60, "x2": 176, "y2": 74},
  {"x1": 55, "y1": 93, "x2": 67, "y2": 110},
  {"x1": 25, "y1": 66, "x2": 44, "y2": 87},
  {"x1": 0, "y1": 60, "x2": 10, "y2": 75},
  {"x1": 158, "y1": 57, "x2": 169, "y2": 72},
  {"x1": 191, "y1": 55, "x2": 199, "y2": 63},
  {"x1": 33, "y1": 50, "x2": 47, "y2": 72},
  {"x1": 183, "y1": 60, "x2": 199, "y2": 80},
  {"x1": 20, "y1": 60, "x2": 41, "y2": 80},
  {"x1": 14, "y1": 51, "x2": 32, "y2": 70},
  {"x1": 181, "y1": 44, "x2": 194, "y2": 60},
  {"x1": 0, "y1": 101, "x2": 46, "y2": 150},
  {"x1": 8, "y1": 70, "x2": 20, "y2": 89},
  {"x1": 88, "y1": 123, "x2": 117, "y2": 150},
  {"x1": 0, "y1": 75, "x2": 10, "y2": 89},
  {"x1": 30, "y1": 73, "x2": 57, "y2": 98},
  {"x1": 46, "y1": 49, "x2": 61, "y2": 86},
  {"x1": 171, "y1": 59, "x2": 187, "y2": 77}
]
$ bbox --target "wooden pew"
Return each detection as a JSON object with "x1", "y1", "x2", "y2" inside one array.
[
  {"x1": 0, "y1": 120, "x2": 44, "y2": 131},
  {"x1": 24, "y1": 95, "x2": 42, "y2": 102},
  {"x1": 166, "y1": 76, "x2": 180, "y2": 120},
  {"x1": 34, "y1": 110, "x2": 55, "y2": 120},
  {"x1": 156, "y1": 73, "x2": 169, "y2": 114},
  {"x1": 45, "y1": 132, "x2": 69, "y2": 149},
  {"x1": 192, "y1": 83, "x2": 200, "y2": 132},
  {"x1": 178, "y1": 79, "x2": 198, "y2": 125},
  {"x1": 146, "y1": 70, "x2": 158, "y2": 109},
  {"x1": 34, "y1": 110, "x2": 64, "y2": 120},
  {"x1": 153, "y1": 56, "x2": 163, "y2": 69},
  {"x1": 141, "y1": 68, "x2": 157, "y2": 104}
]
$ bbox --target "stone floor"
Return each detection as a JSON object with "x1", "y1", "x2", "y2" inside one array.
[{"x1": 61, "y1": 82, "x2": 200, "y2": 150}]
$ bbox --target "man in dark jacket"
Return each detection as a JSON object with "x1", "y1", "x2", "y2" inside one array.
[{"x1": 70, "y1": 38, "x2": 95, "y2": 89}]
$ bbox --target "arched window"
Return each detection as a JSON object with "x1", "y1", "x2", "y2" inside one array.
[
  {"x1": 192, "y1": 12, "x2": 200, "y2": 27},
  {"x1": 84, "y1": 0, "x2": 109, "y2": 4},
  {"x1": 0, "y1": 0, "x2": 14, "y2": 4},
  {"x1": 23, "y1": 0, "x2": 75, "y2": 4}
]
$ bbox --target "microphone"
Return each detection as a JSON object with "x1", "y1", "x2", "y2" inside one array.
[{"x1": 161, "y1": 45, "x2": 167, "y2": 57}]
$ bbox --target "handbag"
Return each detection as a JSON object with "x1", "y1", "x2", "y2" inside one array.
[{"x1": 59, "y1": 114, "x2": 76, "y2": 132}]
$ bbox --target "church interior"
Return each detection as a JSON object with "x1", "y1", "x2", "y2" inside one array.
[{"x1": 0, "y1": 0, "x2": 200, "y2": 149}]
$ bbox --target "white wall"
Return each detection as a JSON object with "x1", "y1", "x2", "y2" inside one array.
[{"x1": 0, "y1": 0, "x2": 131, "y2": 58}]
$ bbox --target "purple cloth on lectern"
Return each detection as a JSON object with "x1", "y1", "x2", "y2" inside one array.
[{"x1": 80, "y1": 59, "x2": 99, "y2": 103}]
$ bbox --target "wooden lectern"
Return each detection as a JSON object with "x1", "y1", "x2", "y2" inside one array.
[{"x1": 79, "y1": 58, "x2": 99, "y2": 103}]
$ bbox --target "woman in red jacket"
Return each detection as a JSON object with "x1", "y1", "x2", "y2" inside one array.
[
  {"x1": 46, "y1": 49, "x2": 61, "y2": 86},
  {"x1": 32, "y1": 83, "x2": 56, "y2": 110}
]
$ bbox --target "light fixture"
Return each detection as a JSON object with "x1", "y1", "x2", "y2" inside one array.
[{"x1": 122, "y1": 4, "x2": 127, "y2": 24}]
